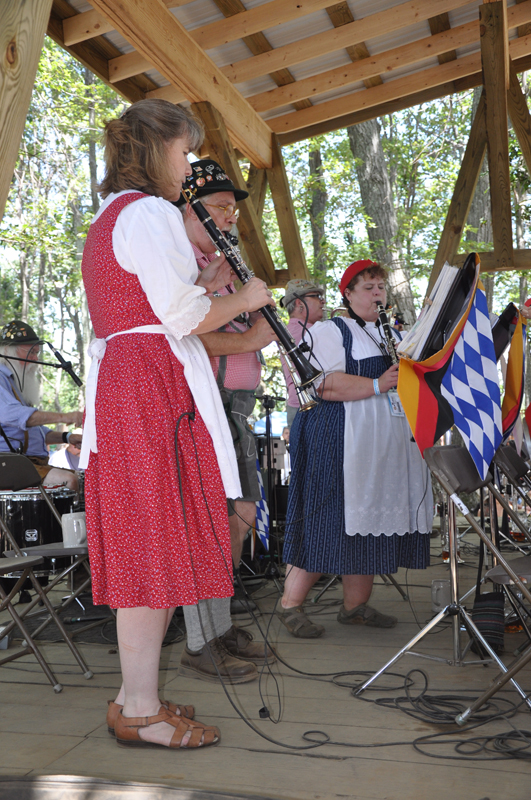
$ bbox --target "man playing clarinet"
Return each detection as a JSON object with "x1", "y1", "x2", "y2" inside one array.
[{"x1": 175, "y1": 160, "x2": 277, "y2": 682}]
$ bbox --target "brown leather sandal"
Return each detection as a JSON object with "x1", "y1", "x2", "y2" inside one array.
[
  {"x1": 107, "y1": 699, "x2": 195, "y2": 736},
  {"x1": 115, "y1": 706, "x2": 220, "y2": 749}
]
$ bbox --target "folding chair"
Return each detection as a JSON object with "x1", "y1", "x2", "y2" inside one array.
[{"x1": 0, "y1": 454, "x2": 93, "y2": 687}]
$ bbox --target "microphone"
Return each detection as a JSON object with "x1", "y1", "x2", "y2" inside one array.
[{"x1": 45, "y1": 342, "x2": 83, "y2": 387}]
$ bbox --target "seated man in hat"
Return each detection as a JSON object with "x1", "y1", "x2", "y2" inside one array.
[
  {"x1": 176, "y1": 159, "x2": 277, "y2": 683},
  {"x1": 280, "y1": 280, "x2": 326, "y2": 427},
  {"x1": 0, "y1": 320, "x2": 83, "y2": 489}
]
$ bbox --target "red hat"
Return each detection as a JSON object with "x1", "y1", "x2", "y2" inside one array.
[{"x1": 339, "y1": 260, "x2": 378, "y2": 296}]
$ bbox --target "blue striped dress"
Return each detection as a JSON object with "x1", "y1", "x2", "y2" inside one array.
[{"x1": 283, "y1": 317, "x2": 432, "y2": 575}]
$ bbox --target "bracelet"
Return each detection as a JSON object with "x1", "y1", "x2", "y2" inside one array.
[
  {"x1": 61, "y1": 431, "x2": 72, "y2": 444},
  {"x1": 373, "y1": 378, "x2": 380, "y2": 396}
]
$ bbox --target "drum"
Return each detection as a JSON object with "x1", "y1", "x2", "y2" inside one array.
[{"x1": 0, "y1": 487, "x2": 78, "y2": 553}]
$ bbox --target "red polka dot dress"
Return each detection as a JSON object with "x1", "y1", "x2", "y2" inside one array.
[{"x1": 82, "y1": 192, "x2": 234, "y2": 609}]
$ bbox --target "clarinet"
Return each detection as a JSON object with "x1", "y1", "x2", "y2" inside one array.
[
  {"x1": 181, "y1": 186, "x2": 322, "y2": 392},
  {"x1": 376, "y1": 303, "x2": 399, "y2": 365}
]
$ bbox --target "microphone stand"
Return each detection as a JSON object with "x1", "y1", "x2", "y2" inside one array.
[{"x1": 1, "y1": 343, "x2": 82, "y2": 386}]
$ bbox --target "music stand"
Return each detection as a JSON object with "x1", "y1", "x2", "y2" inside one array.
[{"x1": 355, "y1": 446, "x2": 531, "y2": 711}]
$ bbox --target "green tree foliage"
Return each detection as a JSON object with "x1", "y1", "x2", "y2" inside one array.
[{"x1": 0, "y1": 37, "x2": 124, "y2": 411}]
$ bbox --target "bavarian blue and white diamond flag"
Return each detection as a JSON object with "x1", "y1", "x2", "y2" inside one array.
[
  {"x1": 440, "y1": 283, "x2": 502, "y2": 479},
  {"x1": 255, "y1": 458, "x2": 269, "y2": 550}
]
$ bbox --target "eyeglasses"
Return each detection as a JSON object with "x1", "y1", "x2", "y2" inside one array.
[
  {"x1": 303, "y1": 294, "x2": 325, "y2": 302},
  {"x1": 203, "y1": 203, "x2": 239, "y2": 219}
]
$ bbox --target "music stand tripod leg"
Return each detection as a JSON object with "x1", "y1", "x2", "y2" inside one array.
[{"x1": 456, "y1": 644, "x2": 531, "y2": 725}]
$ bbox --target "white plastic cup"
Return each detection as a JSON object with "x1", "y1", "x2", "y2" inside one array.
[{"x1": 431, "y1": 578, "x2": 451, "y2": 614}]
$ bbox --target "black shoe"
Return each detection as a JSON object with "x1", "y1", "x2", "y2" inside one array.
[{"x1": 230, "y1": 595, "x2": 257, "y2": 615}]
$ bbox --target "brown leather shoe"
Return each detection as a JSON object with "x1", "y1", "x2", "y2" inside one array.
[
  {"x1": 107, "y1": 699, "x2": 195, "y2": 736},
  {"x1": 178, "y1": 637, "x2": 258, "y2": 683},
  {"x1": 219, "y1": 625, "x2": 276, "y2": 665},
  {"x1": 115, "y1": 706, "x2": 219, "y2": 749}
]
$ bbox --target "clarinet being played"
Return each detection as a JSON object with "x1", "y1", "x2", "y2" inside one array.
[
  {"x1": 181, "y1": 185, "x2": 322, "y2": 407},
  {"x1": 376, "y1": 303, "x2": 399, "y2": 365}
]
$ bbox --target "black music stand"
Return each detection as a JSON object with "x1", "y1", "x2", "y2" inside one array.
[{"x1": 355, "y1": 446, "x2": 531, "y2": 712}]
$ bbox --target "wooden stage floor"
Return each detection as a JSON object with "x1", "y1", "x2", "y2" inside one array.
[{"x1": 1, "y1": 542, "x2": 531, "y2": 800}]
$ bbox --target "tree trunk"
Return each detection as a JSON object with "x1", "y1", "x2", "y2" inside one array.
[
  {"x1": 347, "y1": 119, "x2": 416, "y2": 326},
  {"x1": 308, "y1": 147, "x2": 327, "y2": 283}
]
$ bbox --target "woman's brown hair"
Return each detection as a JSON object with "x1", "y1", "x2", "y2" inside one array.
[
  {"x1": 341, "y1": 264, "x2": 388, "y2": 308},
  {"x1": 97, "y1": 99, "x2": 204, "y2": 200}
]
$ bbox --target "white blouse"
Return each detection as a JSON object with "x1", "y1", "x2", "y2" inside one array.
[{"x1": 82, "y1": 191, "x2": 241, "y2": 499}]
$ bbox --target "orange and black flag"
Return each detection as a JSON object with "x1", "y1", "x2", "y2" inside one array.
[
  {"x1": 398, "y1": 257, "x2": 502, "y2": 479},
  {"x1": 503, "y1": 308, "x2": 527, "y2": 439}
]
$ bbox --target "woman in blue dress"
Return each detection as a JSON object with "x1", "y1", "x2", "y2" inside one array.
[{"x1": 278, "y1": 260, "x2": 432, "y2": 638}]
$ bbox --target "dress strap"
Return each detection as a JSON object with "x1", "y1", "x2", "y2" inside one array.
[{"x1": 331, "y1": 317, "x2": 358, "y2": 376}]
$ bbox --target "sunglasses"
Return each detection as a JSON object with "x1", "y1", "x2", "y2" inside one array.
[
  {"x1": 203, "y1": 203, "x2": 239, "y2": 219},
  {"x1": 303, "y1": 293, "x2": 325, "y2": 301}
]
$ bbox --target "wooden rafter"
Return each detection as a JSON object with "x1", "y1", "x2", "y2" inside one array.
[
  {"x1": 428, "y1": 93, "x2": 488, "y2": 295},
  {"x1": 220, "y1": 0, "x2": 473, "y2": 85},
  {"x1": 508, "y1": 62, "x2": 531, "y2": 178},
  {"x1": 266, "y1": 135, "x2": 309, "y2": 283},
  {"x1": 89, "y1": 0, "x2": 272, "y2": 168}
]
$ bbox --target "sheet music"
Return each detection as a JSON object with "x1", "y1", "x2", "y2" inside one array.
[{"x1": 397, "y1": 263, "x2": 460, "y2": 361}]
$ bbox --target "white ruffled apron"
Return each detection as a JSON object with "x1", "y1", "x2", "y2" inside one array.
[{"x1": 79, "y1": 324, "x2": 242, "y2": 499}]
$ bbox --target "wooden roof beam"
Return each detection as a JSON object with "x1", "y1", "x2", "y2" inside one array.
[
  {"x1": 268, "y1": 31, "x2": 531, "y2": 136},
  {"x1": 277, "y1": 51, "x2": 531, "y2": 144},
  {"x1": 221, "y1": 0, "x2": 473, "y2": 85},
  {"x1": 89, "y1": 0, "x2": 272, "y2": 168},
  {"x1": 62, "y1": 0, "x2": 192, "y2": 46},
  {"x1": 249, "y1": 0, "x2": 531, "y2": 113},
  {"x1": 481, "y1": 0, "x2": 513, "y2": 270},
  {"x1": 508, "y1": 61, "x2": 531, "y2": 178}
]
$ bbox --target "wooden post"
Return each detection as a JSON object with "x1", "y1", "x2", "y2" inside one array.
[
  {"x1": 246, "y1": 165, "x2": 268, "y2": 219},
  {"x1": 191, "y1": 101, "x2": 275, "y2": 285},
  {"x1": 266, "y1": 135, "x2": 309, "y2": 283},
  {"x1": 0, "y1": 0, "x2": 54, "y2": 223},
  {"x1": 427, "y1": 93, "x2": 488, "y2": 295},
  {"x1": 480, "y1": 0, "x2": 514, "y2": 269}
]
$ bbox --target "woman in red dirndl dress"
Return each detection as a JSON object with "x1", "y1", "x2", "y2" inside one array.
[{"x1": 81, "y1": 99, "x2": 273, "y2": 750}]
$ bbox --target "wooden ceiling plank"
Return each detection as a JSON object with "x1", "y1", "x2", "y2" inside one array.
[
  {"x1": 61, "y1": 0, "x2": 193, "y2": 46},
  {"x1": 481, "y1": 0, "x2": 513, "y2": 268},
  {"x1": 221, "y1": 0, "x2": 475, "y2": 85},
  {"x1": 277, "y1": 50, "x2": 531, "y2": 145},
  {"x1": 428, "y1": 12, "x2": 457, "y2": 64},
  {"x1": 48, "y1": 3, "x2": 155, "y2": 103},
  {"x1": 325, "y1": 2, "x2": 383, "y2": 89},
  {"x1": 109, "y1": 51, "x2": 151, "y2": 83},
  {"x1": 268, "y1": 29, "x2": 531, "y2": 136},
  {"x1": 1, "y1": 0, "x2": 54, "y2": 223},
  {"x1": 249, "y1": 0, "x2": 531, "y2": 112},
  {"x1": 507, "y1": 61, "x2": 531, "y2": 178},
  {"x1": 266, "y1": 134, "x2": 309, "y2": 282},
  {"x1": 89, "y1": 0, "x2": 272, "y2": 168},
  {"x1": 146, "y1": 85, "x2": 186, "y2": 103},
  {"x1": 268, "y1": 51, "x2": 483, "y2": 134},
  {"x1": 63, "y1": 8, "x2": 113, "y2": 46},
  {"x1": 250, "y1": 18, "x2": 480, "y2": 113},
  {"x1": 190, "y1": 101, "x2": 276, "y2": 284},
  {"x1": 428, "y1": 93, "x2": 488, "y2": 292},
  {"x1": 193, "y1": 0, "x2": 339, "y2": 51},
  {"x1": 204, "y1": 0, "x2": 313, "y2": 110}
]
